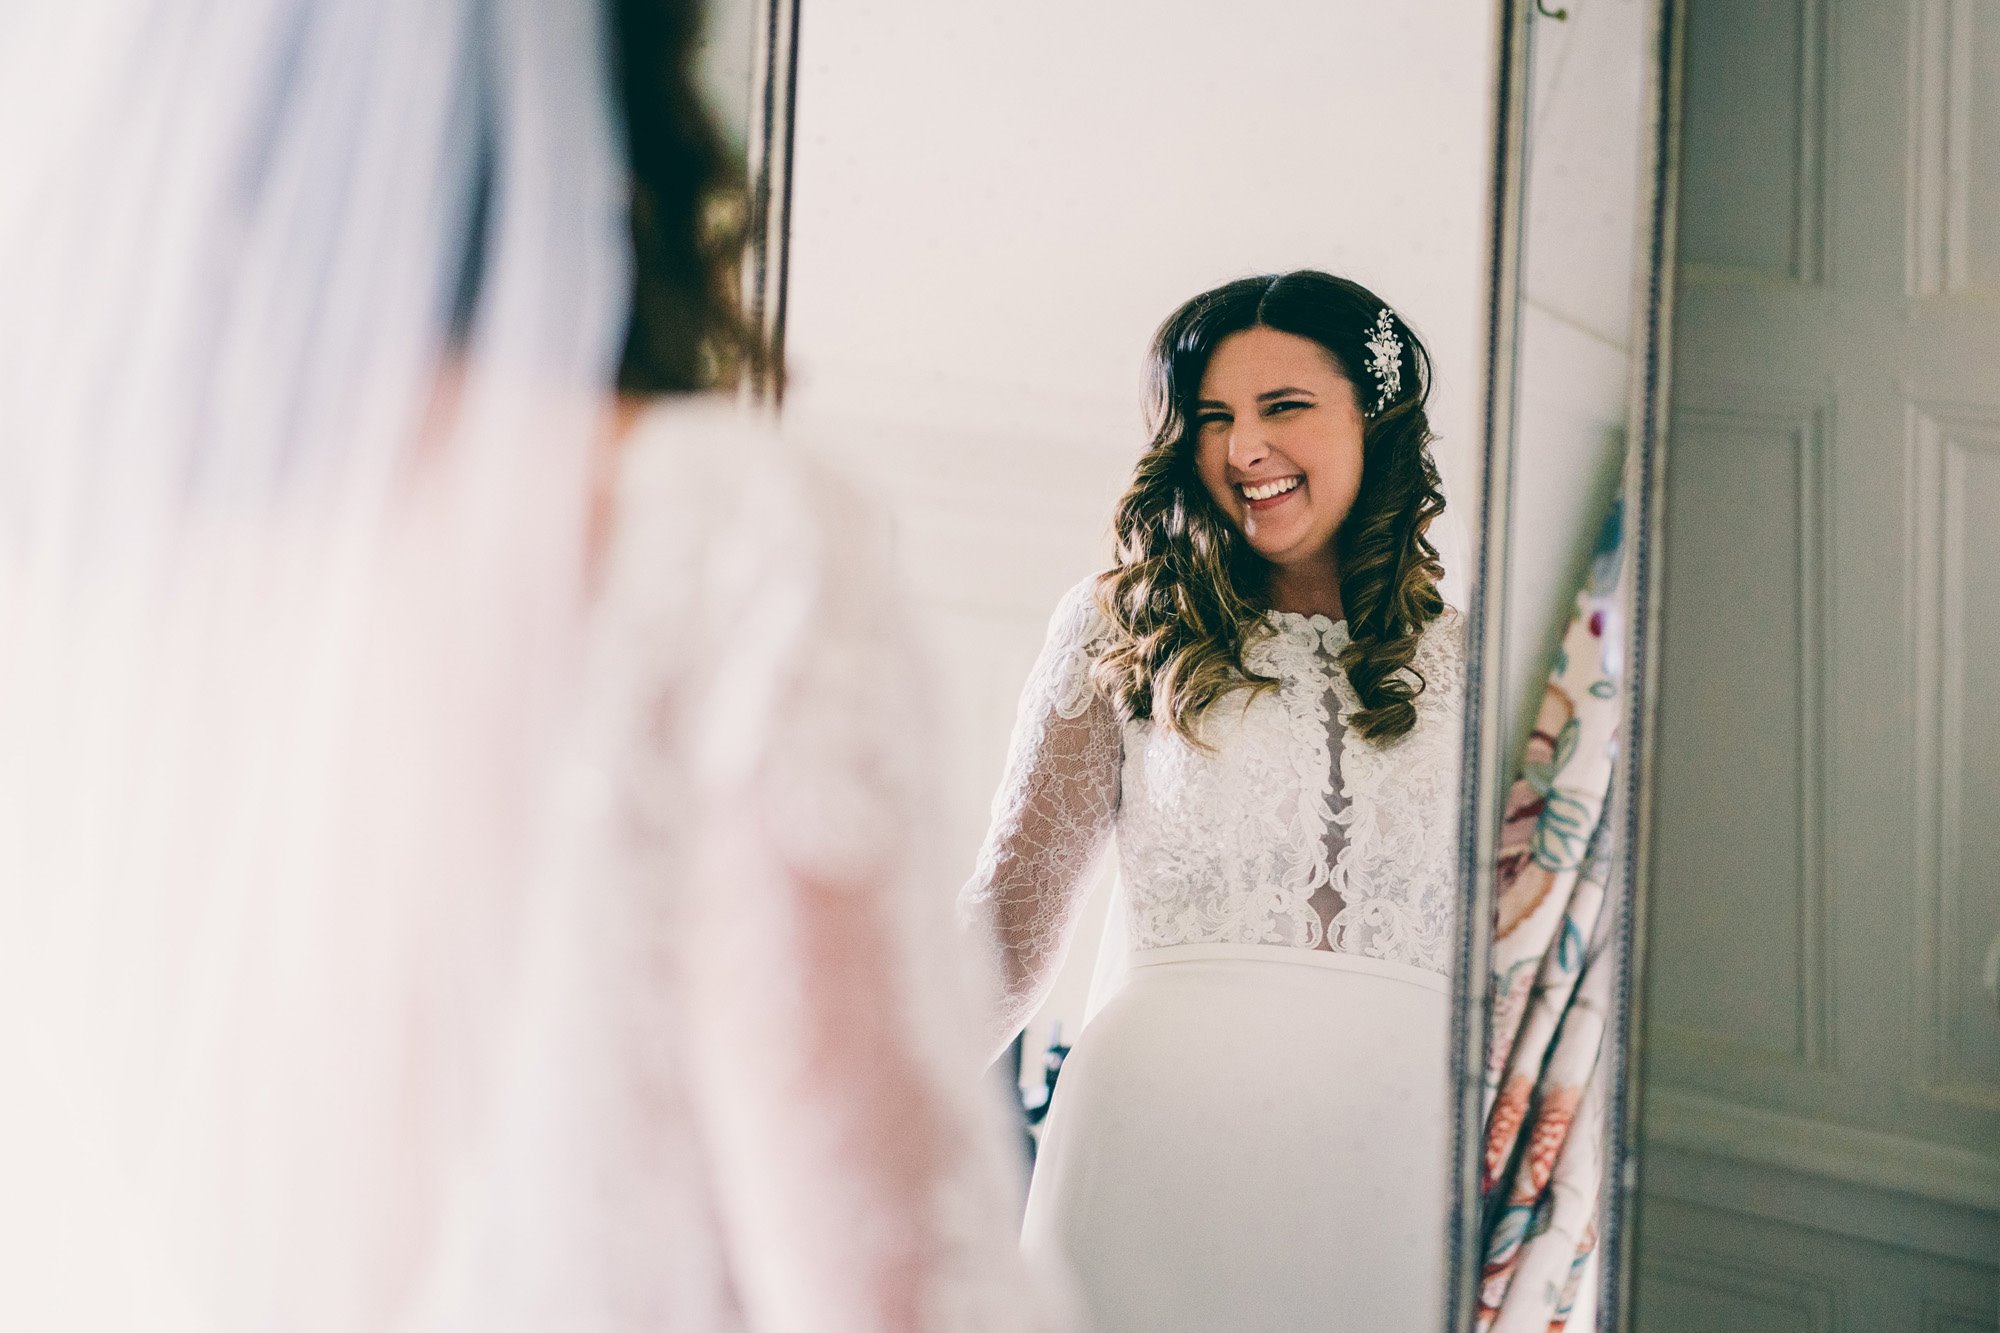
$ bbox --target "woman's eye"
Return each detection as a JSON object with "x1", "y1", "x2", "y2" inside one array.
[
  {"x1": 1265, "y1": 400, "x2": 1309, "y2": 416},
  {"x1": 1195, "y1": 414, "x2": 1231, "y2": 430}
]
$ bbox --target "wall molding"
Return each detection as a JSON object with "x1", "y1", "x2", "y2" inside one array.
[
  {"x1": 1908, "y1": 400, "x2": 2000, "y2": 1115},
  {"x1": 1920, "y1": 1295, "x2": 1997, "y2": 1333},
  {"x1": 1639, "y1": 1252, "x2": 1841, "y2": 1333},
  {"x1": 1643, "y1": 1085, "x2": 2000, "y2": 1216},
  {"x1": 1792, "y1": 0, "x2": 1831, "y2": 286},
  {"x1": 1680, "y1": 0, "x2": 1831, "y2": 288},
  {"x1": 1906, "y1": 0, "x2": 1975, "y2": 298},
  {"x1": 1643, "y1": 1134, "x2": 2000, "y2": 1269},
  {"x1": 1655, "y1": 399, "x2": 1835, "y2": 1073}
]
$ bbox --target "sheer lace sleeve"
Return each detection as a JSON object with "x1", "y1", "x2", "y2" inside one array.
[
  {"x1": 611, "y1": 412, "x2": 1078, "y2": 1333},
  {"x1": 957, "y1": 578, "x2": 1123, "y2": 1053}
]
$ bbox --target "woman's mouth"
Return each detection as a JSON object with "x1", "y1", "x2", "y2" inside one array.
[{"x1": 1240, "y1": 475, "x2": 1303, "y2": 511}]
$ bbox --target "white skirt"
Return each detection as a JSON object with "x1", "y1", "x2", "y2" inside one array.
[{"x1": 1021, "y1": 944, "x2": 1451, "y2": 1332}]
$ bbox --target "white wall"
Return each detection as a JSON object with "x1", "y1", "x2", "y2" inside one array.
[
  {"x1": 781, "y1": 1, "x2": 1503, "y2": 1085},
  {"x1": 1503, "y1": 0, "x2": 1652, "y2": 762}
]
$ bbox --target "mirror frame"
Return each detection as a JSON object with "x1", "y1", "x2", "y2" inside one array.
[
  {"x1": 740, "y1": 1, "x2": 1688, "y2": 1326},
  {"x1": 1599, "y1": 2, "x2": 1684, "y2": 1328},
  {"x1": 740, "y1": 0, "x2": 801, "y2": 409},
  {"x1": 1448, "y1": 0, "x2": 1696, "y2": 1320},
  {"x1": 1444, "y1": 0, "x2": 1531, "y2": 1326},
  {"x1": 1451, "y1": 1, "x2": 1687, "y2": 1328}
]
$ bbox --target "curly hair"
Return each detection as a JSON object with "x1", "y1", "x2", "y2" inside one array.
[
  {"x1": 1091, "y1": 270, "x2": 1447, "y2": 745},
  {"x1": 610, "y1": 0, "x2": 757, "y2": 394}
]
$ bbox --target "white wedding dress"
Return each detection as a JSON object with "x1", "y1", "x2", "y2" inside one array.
[
  {"x1": 962, "y1": 579, "x2": 1466, "y2": 1331},
  {"x1": 452, "y1": 405, "x2": 1076, "y2": 1332},
  {"x1": 2, "y1": 0, "x2": 1070, "y2": 1322},
  {"x1": 0, "y1": 404, "x2": 1073, "y2": 1332}
]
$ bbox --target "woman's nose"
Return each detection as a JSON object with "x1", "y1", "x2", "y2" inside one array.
[{"x1": 1227, "y1": 426, "x2": 1269, "y2": 470}]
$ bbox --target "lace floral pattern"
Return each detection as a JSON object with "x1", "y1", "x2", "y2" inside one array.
[
  {"x1": 957, "y1": 583, "x2": 1122, "y2": 1044},
  {"x1": 1321, "y1": 607, "x2": 1467, "y2": 969},
  {"x1": 962, "y1": 578, "x2": 1465, "y2": 1036}
]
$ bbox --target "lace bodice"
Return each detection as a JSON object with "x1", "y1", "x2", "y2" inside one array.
[{"x1": 961, "y1": 578, "x2": 1466, "y2": 1040}]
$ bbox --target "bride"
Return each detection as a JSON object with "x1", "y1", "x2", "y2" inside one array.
[
  {"x1": 962, "y1": 270, "x2": 1465, "y2": 1330},
  {"x1": 0, "y1": 1, "x2": 1068, "y2": 1329}
]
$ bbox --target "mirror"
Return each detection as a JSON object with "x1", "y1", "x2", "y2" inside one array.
[
  {"x1": 1477, "y1": 2, "x2": 1679, "y2": 1330},
  {"x1": 740, "y1": 0, "x2": 1681, "y2": 1327}
]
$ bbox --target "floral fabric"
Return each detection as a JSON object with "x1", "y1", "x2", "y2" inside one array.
[{"x1": 1477, "y1": 496, "x2": 1626, "y2": 1332}]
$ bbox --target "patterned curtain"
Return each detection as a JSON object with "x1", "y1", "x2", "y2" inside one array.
[{"x1": 1476, "y1": 495, "x2": 1627, "y2": 1332}]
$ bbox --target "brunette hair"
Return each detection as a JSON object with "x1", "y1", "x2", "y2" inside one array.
[
  {"x1": 1092, "y1": 270, "x2": 1447, "y2": 744},
  {"x1": 610, "y1": 0, "x2": 756, "y2": 393}
]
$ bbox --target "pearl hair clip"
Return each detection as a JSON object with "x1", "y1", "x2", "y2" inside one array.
[{"x1": 1363, "y1": 307, "x2": 1403, "y2": 416}]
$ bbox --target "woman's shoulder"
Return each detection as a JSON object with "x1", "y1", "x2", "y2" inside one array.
[
  {"x1": 1022, "y1": 575, "x2": 1119, "y2": 722},
  {"x1": 1042, "y1": 574, "x2": 1120, "y2": 664},
  {"x1": 602, "y1": 399, "x2": 897, "y2": 663},
  {"x1": 614, "y1": 398, "x2": 888, "y2": 585},
  {"x1": 619, "y1": 397, "x2": 851, "y2": 530},
  {"x1": 1050, "y1": 573, "x2": 1111, "y2": 630}
]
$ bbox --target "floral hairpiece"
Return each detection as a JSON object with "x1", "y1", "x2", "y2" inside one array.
[{"x1": 1363, "y1": 307, "x2": 1403, "y2": 415}]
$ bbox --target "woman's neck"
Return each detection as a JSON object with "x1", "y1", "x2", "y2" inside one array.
[
  {"x1": 583, "y1": 395, "x2": 650, "y2": 600},
  {"x1": 1263, "y1": 558, "x2": 1345, "y2": 621}
]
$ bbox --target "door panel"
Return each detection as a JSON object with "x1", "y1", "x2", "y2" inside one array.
[{"x1": 1637, "y1": 0, "x2": 2000, "y2": 1324}]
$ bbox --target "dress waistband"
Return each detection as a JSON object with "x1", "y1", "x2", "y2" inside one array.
[{"x1": 1125, "y1": 942, "x2": 1452, "y2": 995}]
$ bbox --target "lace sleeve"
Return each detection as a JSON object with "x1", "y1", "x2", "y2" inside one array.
[
  {"x1": 620, "y1": 416, "x2": 1078, "y2": 1333},
  {"x1": 957, "y1": 578, "x2": 1123, "y2": 1054}
]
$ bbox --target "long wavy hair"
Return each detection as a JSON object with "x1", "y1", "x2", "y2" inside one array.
[{"x1": 1091, "y1": 270, "x2": 1448, "y2": 745}]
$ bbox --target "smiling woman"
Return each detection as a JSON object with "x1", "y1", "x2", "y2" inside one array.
[
  {"x1": 1193, "y1": 328, "x2": 1369, "y2": 585},
  {"x1": 958, "y1": 270, "x2": 1467, "y2": 1329},
  {"x1": 1096, "y1": 270, "x2": 1450, "y2": 749}
]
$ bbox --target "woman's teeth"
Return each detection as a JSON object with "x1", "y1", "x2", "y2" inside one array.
[{"x1": 1242, "y1": 477, "x2": 1302, "y2": 502}]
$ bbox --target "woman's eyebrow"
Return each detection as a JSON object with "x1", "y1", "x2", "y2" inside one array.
[
  {"x1": 1194, "y1": 398, "x2": 1233, "y2": 412},
  {"x1": 1255, "y1": 387, "x2": 1316, "y2": 403}
]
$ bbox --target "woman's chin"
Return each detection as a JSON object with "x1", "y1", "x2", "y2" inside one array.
[
  {"x1": 1242, "y1": 525, "x2": 1307, "y2": 564},
  {"x1": 1244, "y1": 528, "x2": 1338, "y2": 571}
]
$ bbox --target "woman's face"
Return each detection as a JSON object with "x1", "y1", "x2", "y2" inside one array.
[{"x1": 1192, "y1": 325, "x2": 1366, "y2": 572}]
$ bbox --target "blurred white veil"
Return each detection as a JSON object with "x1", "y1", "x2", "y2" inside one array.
[{"x1": 0, "y1": 1, "x2": 629, "y2": 1327}]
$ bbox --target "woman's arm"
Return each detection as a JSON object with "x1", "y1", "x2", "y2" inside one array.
[
  {"x1": 659, "y1": 439, "x2": 1077, "y2": 1332},
  {"x1": 957, "y1": 580, "x2": 1123, "y2": 1059}
]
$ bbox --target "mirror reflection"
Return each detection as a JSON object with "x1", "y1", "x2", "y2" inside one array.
[
  {"x1": 778, "y1": 2, "x2": 1668, "y2": 1330},
  {"x1": 954, "y1": 272, "x2": 1465, "y2": 1330},
  {"x1": 1477, "y1": 2, "x2": 1659, "y2": 1329}
]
